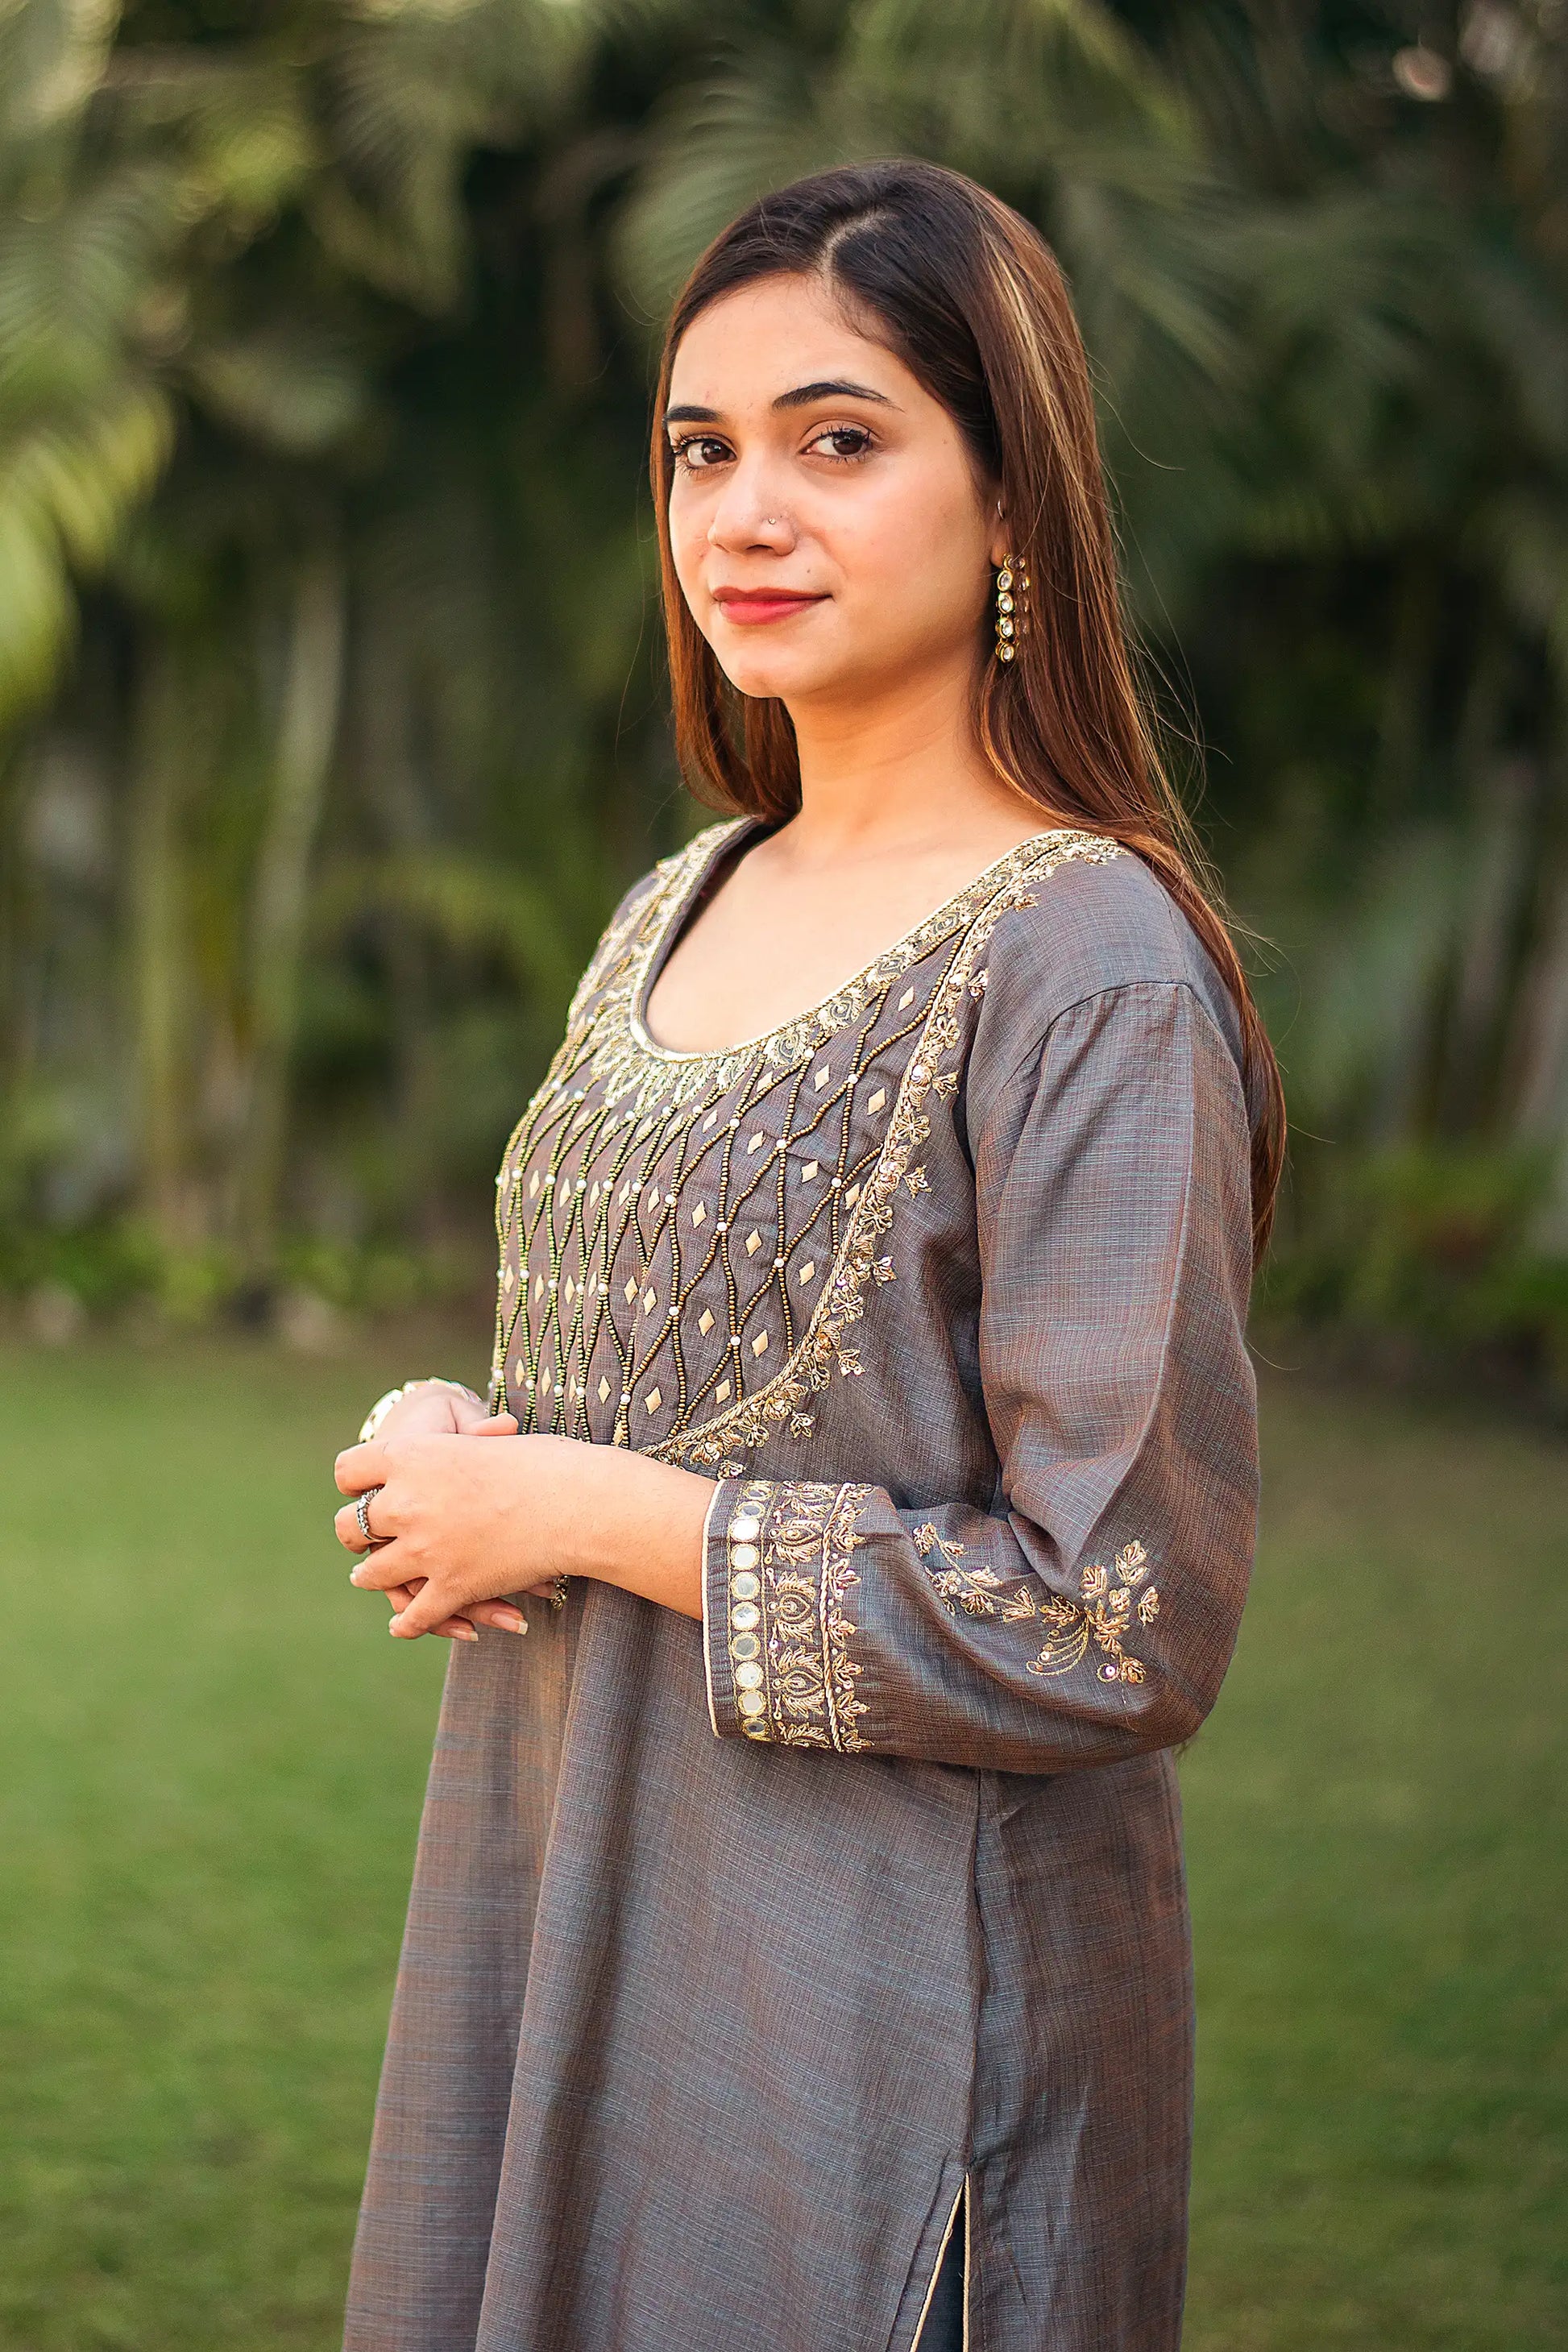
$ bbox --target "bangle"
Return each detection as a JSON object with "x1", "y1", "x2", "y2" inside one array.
[{"x1": 357, "y1": 1377, "x2": 478, "y2": 1445}]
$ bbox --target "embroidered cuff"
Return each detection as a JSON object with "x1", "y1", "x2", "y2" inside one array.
[{"x1": 703, "y1": 1477, "x2": 873, "y2": 1751}]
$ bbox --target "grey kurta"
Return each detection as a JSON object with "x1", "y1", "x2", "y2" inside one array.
[{"x1": 342, "y1": 818, "x2": 1259, "y2": 2352}]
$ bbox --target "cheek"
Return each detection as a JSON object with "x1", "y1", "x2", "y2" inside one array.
[
  {"x1": 837, "y1": 479, "x2": 990, "y2": 637},
  {"x1": 668, "y1": 500, "x2": 718, "y2": 630},
  {"x1": 667, "y1": 480, "x2": 709, "y2": 560}
]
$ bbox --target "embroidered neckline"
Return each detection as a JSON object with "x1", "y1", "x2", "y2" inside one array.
[
  {"x1": 649, "y1": 824, "x2": 1123, "y2": 1470},
  {"x1": 627, "y1": 817, "x2": 1096, "y2": 1072},
  {"x1": 492, "y1": 820, "x2": 1123, "y2": 1470}
]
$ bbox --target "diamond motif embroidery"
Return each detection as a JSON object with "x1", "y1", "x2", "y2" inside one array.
[{"x1": 488, "y1": 820, "x2": 1122, "y2": 1462}]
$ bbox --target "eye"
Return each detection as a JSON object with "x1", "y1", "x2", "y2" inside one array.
[
  {"x1": 670, "y1": 433, "x2": 733, "y2": 472},
  {"x1": 804, "y1": 423, "x2": 874, "y2": 464}
]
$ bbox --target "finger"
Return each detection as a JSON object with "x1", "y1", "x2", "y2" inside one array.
[
  {"x1": 467, "y1": 1414, "x2": 520, "y2": 1438},
  {"x1": 371, "y1": 1574, "x2": 475, "y2": 1641},
  {"x1": 389, "y1": 1580, "x2": 458, "y2": 1640},
  {"x1": 389, "y1": 1592, "x2": 475, "y2": 1639},
  {"x1": 334, "y1": 1439, "x2": 392, "y2": 1495},
  {"x1": 334, "y1": 1502, "x2": 371, "y2": 1554},
  {"x1": 385, "y1": 1570, "x2": 503, "y2": 1627},
  {"x1": 384, "y1": 1582, "x2": 465, "y2": 1641},
  {"x1": 348, "y1": 1541, "x2": 410, "y2": 1593},
  {"x1": 463, "y1": 1600, "x2": 529, "y2": 1635},
  {"x1": 338, "y1": 1476, "x2": 409, "y2": 1552}
]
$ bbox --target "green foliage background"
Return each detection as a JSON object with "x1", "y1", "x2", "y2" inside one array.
[{"x1": 3, "y1": 0, "x2": 1568, "y2": 1388}]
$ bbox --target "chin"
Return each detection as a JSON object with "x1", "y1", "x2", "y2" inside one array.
[
  {"x1": 724, "y1": 666, "x2": 806, "y2": 703},
  {"x1": 715, "y1": 639, "x2": 879, "y2": 703},
  {"x1": 713, "y1": 653, "x2": 812, "y2": 701}
]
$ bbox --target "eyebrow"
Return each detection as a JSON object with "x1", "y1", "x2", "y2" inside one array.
[{"x1": 664, "y1": 379, "x2": 897, "y2": 428}]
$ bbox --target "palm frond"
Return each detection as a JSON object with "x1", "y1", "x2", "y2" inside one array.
[{"x1": 0, "y1": 382, "x2": 172, "y2": 725}]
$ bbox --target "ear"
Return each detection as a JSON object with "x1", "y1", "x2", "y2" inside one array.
[{"x1": 987, "y1": 491, "x2": 1010, "y2": 571}]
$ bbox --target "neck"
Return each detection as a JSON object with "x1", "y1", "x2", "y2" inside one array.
[{"x1": 778, "y1": 645, "x2": 1043, "y2": 863}]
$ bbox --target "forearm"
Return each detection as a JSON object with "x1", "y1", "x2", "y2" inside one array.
[{"x1": 566, "y1": 1445, "x2": 712, "y2": 1620}]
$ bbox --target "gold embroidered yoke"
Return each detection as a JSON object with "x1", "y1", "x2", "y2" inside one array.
[{"x1": 492, "y1": 820, "x2": 1114, "y2": 1467}]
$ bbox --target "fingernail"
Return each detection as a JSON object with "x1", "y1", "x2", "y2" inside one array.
[
  {"x1": 454, "y1": 1627, "x2": 479, "y2": 1642},
  {"x1": 496, "y1": 1612, "x2": 528, "y2": 1633}
]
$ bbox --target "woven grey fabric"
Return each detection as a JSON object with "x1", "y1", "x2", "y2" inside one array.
[{"x1": 342, "y1": 821, "x2": 1259, "y2": 2352}]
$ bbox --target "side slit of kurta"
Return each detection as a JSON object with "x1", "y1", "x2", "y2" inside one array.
[{"x1": 909, "y1": 2176, "x2": 968, "y2": 2352}]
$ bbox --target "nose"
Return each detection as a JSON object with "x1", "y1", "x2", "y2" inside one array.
[{"x1": 705, "y1": 458, "x2": 795, "y2": 554}]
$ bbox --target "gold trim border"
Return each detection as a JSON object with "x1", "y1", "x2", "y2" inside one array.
[{"x1": 649, "y1": 829, "x2": 1122, "y2": 1471}]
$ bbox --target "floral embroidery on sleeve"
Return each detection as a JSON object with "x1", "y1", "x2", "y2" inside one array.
[{"x1": 921, "y1": 1535, "x2": 1159, "y2": 1687}]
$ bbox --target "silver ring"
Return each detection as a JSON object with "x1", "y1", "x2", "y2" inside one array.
[{"x1": 355, "y1": 1485, "x2": 384, "y2": 1545}]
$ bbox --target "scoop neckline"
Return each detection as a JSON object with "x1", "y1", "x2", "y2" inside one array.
[{"x1": 628, "y1": 816, "x2": 1072, "y2": 1066}]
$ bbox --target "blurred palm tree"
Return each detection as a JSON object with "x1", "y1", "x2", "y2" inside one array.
[
  {"x1": 1, "y1": 0, "x2": 674, "y2": 1287},
  {"x1": 2, "y1": 0, "x2": 1566, "y2": 1371}
]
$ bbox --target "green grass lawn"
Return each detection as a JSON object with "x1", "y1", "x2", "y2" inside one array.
[{"x1": 0, "y1": 1342, "x2": 1563, "y2": 2350}]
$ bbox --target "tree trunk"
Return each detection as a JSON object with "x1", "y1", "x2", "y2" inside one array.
[
  {"x1": 127, "y1": 637, "x2": 193, "y2": 1250},
  {"x1": 357, "y1": 589, "x2": 442, "y2": 1245},
  {"x1": 0, "y1": 737, "x2": 31, "y2": 1121},
  {"x1": 235, "y1": 543, "x2": 346, "y2": 1280}
]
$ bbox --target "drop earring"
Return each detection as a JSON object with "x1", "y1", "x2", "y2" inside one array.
[{"x1": 994, "y1": 554, "x2": 1028, "y2": 665}]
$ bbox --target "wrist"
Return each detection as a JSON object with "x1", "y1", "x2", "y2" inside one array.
[{"x1": 570, "y1": 1444, "x2": 710, "y2": 1618}]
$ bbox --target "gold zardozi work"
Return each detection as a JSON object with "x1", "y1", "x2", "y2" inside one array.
[
  {"x1": 918, "y1": 1527, "x2": 1160, "y2": 1686},
  {"x1": 721, "y1": 1477, "x2": 872, "y2": 1750},
  {"x1": 488, "y1": 819, "x2": 1121, "y2": 1478}
]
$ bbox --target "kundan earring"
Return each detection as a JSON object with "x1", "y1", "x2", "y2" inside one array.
[{"x1": 994, "y1": 554, "x2": 1029, "y2": 664}]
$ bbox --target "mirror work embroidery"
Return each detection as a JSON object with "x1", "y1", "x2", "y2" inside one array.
[{"x1": 720, "y1": 1477, "x2": 871, "y2": 1749}]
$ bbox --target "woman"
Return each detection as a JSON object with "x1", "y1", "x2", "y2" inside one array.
[{"x1": 335, "y1": 159, "x2": 1283, "y2": 2352}]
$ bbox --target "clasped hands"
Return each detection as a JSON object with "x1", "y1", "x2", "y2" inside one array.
[
  {"x1": 333, "y1": 1381, "x2": 711, "y2": 1641},
  {"x1": 334, "y1": 1383, "x2": 560, "y2": 1641}
]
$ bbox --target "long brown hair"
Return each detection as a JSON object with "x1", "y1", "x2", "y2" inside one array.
[{"x1": 649, "y1": 159, "x2": 1285, "y2": 1258}]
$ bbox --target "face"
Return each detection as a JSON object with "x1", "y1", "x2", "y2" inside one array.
[{"x1": 664, "y1": 272, "x2": 1004, "y2": 710}]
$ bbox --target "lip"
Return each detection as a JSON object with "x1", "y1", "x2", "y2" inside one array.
[{"x1": 711, "y1": 587, "x2": 829, "y2": 626}]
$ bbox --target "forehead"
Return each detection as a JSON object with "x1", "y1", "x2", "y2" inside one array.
[{"x1": 667, "y1": 272, "x2": 917, "y2": 410}]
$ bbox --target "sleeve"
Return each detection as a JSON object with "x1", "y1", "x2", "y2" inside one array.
[{"x1": 700, "y1": 980, "x2": 1260, "y2": 1771}]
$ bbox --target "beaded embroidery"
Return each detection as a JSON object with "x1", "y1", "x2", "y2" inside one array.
[{"x1": 490, "y1": 819, "x2": 1122, "y2": 1471}]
